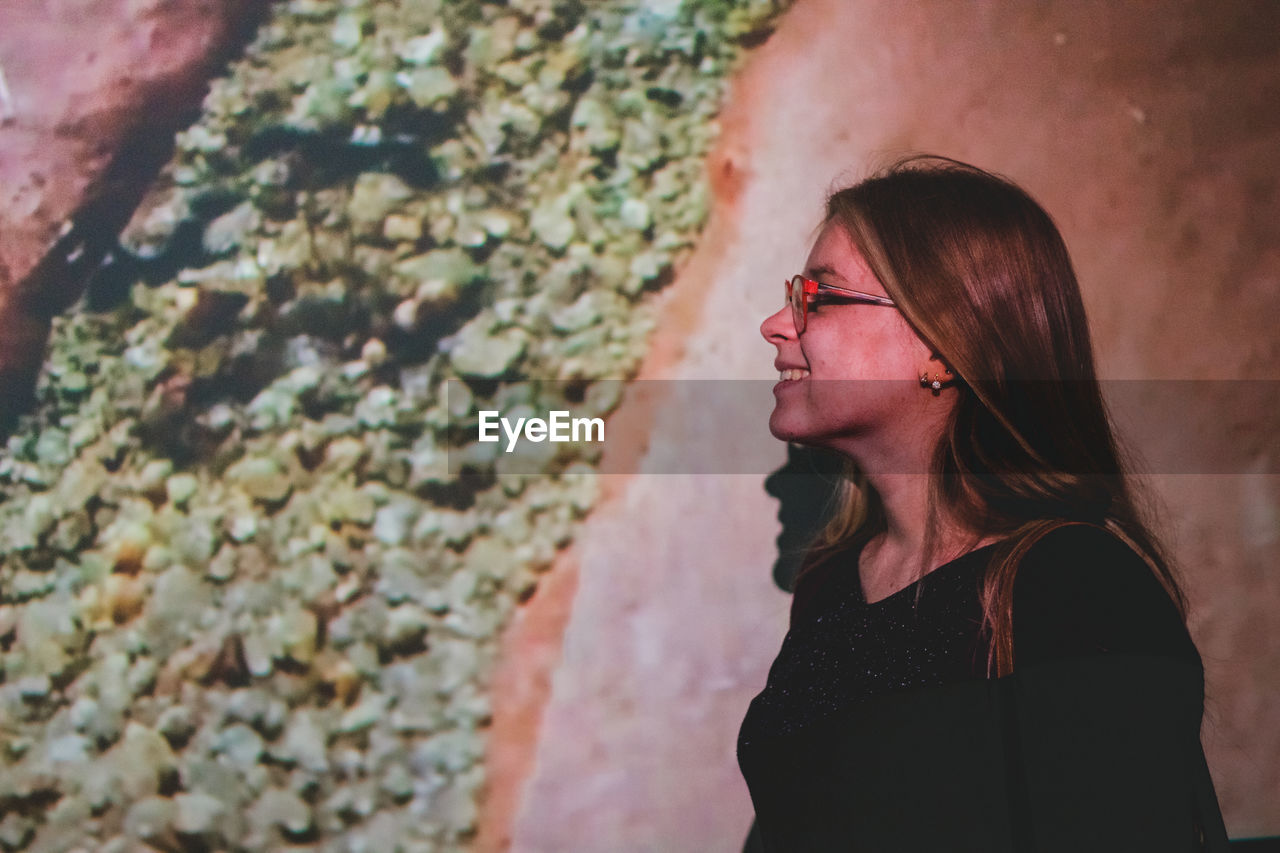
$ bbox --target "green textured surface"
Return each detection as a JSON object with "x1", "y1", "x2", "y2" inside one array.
[{"x1": 0, "y1": 1, "x2": 789, "y2": 850}]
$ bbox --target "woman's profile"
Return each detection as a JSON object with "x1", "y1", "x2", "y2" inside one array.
[{"x1": 739, "y1": 155, "x2": 1230, "y2": 851}]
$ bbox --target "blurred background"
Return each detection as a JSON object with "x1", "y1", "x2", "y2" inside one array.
[{"x1": 0, "y1": 0, "x2": 1276, "y2": 851}]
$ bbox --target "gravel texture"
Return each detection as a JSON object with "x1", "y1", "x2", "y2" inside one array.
[{"x1": 0, "y1": 0, "x2": 786, "y2": 850}]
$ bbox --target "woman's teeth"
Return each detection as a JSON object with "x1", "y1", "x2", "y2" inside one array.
[{"x1": 779, "y1": 369, "x2": 810, "y2": 381}]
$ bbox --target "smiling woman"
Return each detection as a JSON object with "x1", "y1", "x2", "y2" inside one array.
[
  {"x1": 763, "y1": 222, "x2": 949, "y2": 464},
  {"x1": 740, "y1": 155, "x2": 1230, "y2": 852}
]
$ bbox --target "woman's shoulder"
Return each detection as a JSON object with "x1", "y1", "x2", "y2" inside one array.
[
  {"x1": 788, "y1": 538, "x2": 862, "y2": 623},
  {"x1": 1011, "y1": 523, "x2": 1201, "y2": 669}
]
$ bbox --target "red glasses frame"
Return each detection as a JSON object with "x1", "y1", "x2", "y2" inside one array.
[{"x1": 785, "y1": 274, "x2": 896, "y2": 333}]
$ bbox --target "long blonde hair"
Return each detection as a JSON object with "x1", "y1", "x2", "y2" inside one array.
[{"x1": 794, "y1": 155, "x2": 1188, "y2": 678}]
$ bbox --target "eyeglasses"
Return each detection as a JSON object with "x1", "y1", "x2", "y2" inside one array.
[{"x1": 785, "y1": 274, "x2": 896, "y2": 333}]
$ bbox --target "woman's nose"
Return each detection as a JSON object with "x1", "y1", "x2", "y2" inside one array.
[{"x1": 761, "y1": 303, "x2": 797, "y2": 344}]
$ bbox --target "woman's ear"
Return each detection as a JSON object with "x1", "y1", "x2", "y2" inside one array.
[{"x1": 926, "y1": 352, "x2": 954, "y2": 375}]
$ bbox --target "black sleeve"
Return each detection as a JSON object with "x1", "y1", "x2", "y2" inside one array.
[
  {"x1": 1003, "y1": 526, "x2": 1227, "y2": 852},
  {"x1": 1001, "y1": 655, "x2": 1230, "y2": 853},
  {"x1": 1011, "y1": 524, "x2": 1199, "y2": 669}
]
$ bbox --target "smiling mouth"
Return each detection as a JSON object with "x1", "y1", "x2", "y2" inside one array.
[{"x1": 778, "y1": 369, "x2": 811, "y2": 381}]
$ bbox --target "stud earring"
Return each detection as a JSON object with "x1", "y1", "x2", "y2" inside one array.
[{"x1": 919, "y1": 368, "x2": 952, "y2": 396}]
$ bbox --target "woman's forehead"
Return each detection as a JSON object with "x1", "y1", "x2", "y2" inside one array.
[{"x1": 805, "y1": 224, "x2": 874, "y2": 282}]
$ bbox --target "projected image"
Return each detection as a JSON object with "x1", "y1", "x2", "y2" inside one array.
[{"x1": 0, "y1": 1, "x2": 1276, "y2": 851}]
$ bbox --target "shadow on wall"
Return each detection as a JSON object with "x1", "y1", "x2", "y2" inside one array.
[{"x1": 764, "y1": 441, "x2": 842, "y2": 592}]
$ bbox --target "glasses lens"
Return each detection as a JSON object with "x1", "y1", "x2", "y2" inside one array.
[{"x1": 788, "y1": 275, "x2": 805, "y2": 333}]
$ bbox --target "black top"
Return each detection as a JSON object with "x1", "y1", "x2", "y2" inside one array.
[{"x1": 737, "y1": 523, "x2": 1230, "y2": 852}]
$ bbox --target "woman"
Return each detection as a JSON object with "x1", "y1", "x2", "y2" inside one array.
[{"x1": 738, "y1": 155, "x2": 1230, "y2": 851}]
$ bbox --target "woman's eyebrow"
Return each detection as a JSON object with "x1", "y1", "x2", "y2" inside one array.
[{"x1": 805, "y1": 264, "x2": 846, "y2": 283}]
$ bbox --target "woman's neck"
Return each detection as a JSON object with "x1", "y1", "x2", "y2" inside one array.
[{"x1": 858, "y1": 472, "x2": 997, "y2": 599}]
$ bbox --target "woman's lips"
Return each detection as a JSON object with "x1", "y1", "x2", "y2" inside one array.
[{"x1": 774, "y1": 369, "x2": 810, "y2": 395}]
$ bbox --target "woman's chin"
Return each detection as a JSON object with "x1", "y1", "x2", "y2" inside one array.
[
  {"x1": 767, "y1": 415, "x2": 812, "y2": 444},
  {"x1": 767, "y1": 415, "x2": 848, "y2": 453}
]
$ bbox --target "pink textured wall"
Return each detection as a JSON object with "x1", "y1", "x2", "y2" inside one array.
[{"x1": 499, "y1": 1, "x2": 1280, "y2": 849}]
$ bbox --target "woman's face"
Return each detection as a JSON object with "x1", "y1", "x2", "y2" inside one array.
[{"x1": 760, "y1": 222, "x2": 944, "y2": 462}]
